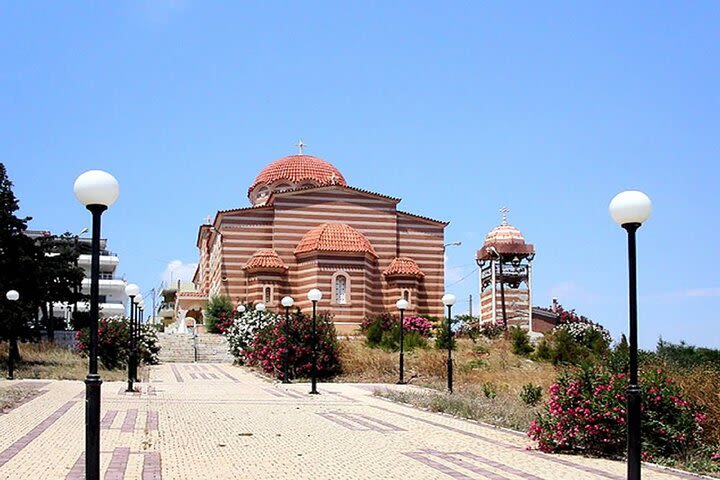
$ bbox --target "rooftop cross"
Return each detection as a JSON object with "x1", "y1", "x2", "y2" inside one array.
[
  {"x1": 500, "y1": 206, "x2": 509, "y2": 225},
  {"x1": 295, "y1": 139, "x2": 306, "y2": 155}
]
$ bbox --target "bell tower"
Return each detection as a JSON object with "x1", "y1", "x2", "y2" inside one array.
[{"x1": 475, "y1": 208, "x2": 536, "y2": 330}]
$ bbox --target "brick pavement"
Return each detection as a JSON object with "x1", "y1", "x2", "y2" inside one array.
[{"x1": 0, "y1": 366, "x2": 710, "y2": 479}]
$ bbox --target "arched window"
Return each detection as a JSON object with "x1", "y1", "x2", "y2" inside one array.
[
  {"x1": 264, "y1": 286, "x2": 272, "y2": 304},
  {"x1": 335, "y1": 275, "x2": 347, "y2": 304},
  {"x1": 403, "y1": 289, "x2": 410, "y2": 302}
]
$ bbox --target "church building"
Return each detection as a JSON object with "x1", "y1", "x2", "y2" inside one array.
[{"x1": 191, "y1": 148, "x2": 447, "y2": 333}]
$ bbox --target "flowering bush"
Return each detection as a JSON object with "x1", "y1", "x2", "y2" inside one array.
[
  {"x1": 137, "y1": 324, "x2": 161, "y2": 365},
  {"x1": 223, "y1": 307, "x2": 279, "y2": 363},
  {"x1": 246, "y1": 311, "x2": 341, "y2": 380},
  {"x1": 76, "y1": 316, "x2": 161, "y2": 369},
  {"x1": 361, "y1": 312, "x2": 432, "y2": 351},
  {"x1": 403, "y1": 316, "x2": 433, "y2": 336},
  {"x1": 553, "y1": 322, "x2": 612, "y2": 347},
  {"x1": 529, "y1": 366, "x2": 705, "y2": 460}
]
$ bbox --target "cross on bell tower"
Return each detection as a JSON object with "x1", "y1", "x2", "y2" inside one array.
[{"x1": 295, "y1": 139, "x2": 306, "y2": 155}]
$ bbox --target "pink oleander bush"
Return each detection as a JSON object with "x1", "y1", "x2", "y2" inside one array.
[
  {"x1": 403, "y1": 316, "x2": 433, "y2": 337},
  {"x1": 246, "y1": 311, "x2": 341, "y2": 380},
  {"x1": 529, "y1": 365, "x2": 705, "y2": 461}
]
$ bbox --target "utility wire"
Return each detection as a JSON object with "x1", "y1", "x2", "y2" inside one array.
[{"x1": 446, "y1": 267, "x2": 479, "y2": 287}]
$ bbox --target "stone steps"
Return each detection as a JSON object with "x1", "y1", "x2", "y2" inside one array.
[{"x1": 157, "y1": 333, "x2": 234, "y2": 363}]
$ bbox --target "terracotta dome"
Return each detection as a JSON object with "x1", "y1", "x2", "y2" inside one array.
[
  {"x1": 243, "y1": 249, "x2": 288, "y2": 273},
  {"x1": 295, "y1": 223, "x2": 376, "y2": 257},
  {"x1": 383, "y1": 257, "x2": 425, "y2": 279},
  {"x1": 484, "y1": 222, "x2": 525, "y2": 245},
  {"x1": 248, "y1": 155, "x2": 346, "y2": 203},
  {"x1": 477, "y1": 211, "x2": 534, "y2": 260}
]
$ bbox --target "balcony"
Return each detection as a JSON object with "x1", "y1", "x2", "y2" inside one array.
[
  {"x1": 78, "y1": 254, "x2": 119, "y2": 269},
  {"x1": 75, "y1": 302, "x2": 126, "y2": 317},
  {"x1": 158, "y1": 302, "x2": 175, "y2": 318},
  {"x1": 81, "y1": 278, "x2": 126, "y2": 295}
]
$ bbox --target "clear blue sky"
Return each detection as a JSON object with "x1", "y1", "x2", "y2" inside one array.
[{"x1": 2, "y1": 1, "x2": 718, "y2": 348}]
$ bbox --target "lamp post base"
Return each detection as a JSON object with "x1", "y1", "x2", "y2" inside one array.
[{"x1": 85, "y1": 373, "x2": 103, "y2": 480}]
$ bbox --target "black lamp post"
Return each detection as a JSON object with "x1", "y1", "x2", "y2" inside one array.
[
  {"x1": 281, "y1": 296, "x2": 294, "y2": 384},
  {"x1": 125, "y1": 284, "x2": 139, "y2": 392},
  {"x1": 5, "y1": 290, "x2": 19, "y2": 380},
  {"x1": 610, "y1": 190, "x2": 652, "y2": 480},
  {"x1": 135, "y1": 300, "x2": 144, "y2": 382},
  {"x1": 396, "y1": 298, "x2": 409, "y2": 384},
  {"x1": 442, "y1": 293, "x2": 456, "y2": 393},
  {"x1": 307, "y1": 288, "x2": 322, "y2": 394},
  {"x1": 74, "y1": 169, "x2": 120, "y2": 480}
]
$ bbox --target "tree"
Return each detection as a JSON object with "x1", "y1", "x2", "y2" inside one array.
[
  {"x1": 33, "y1": 233, "x2": 84, "y2": 340},
  {"x1": 0, "y1": 163, "x2": 39, "y2": 362}
]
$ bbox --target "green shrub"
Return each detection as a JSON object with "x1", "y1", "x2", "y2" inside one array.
[
  {"x1": 482, "y1": 382, "x2": 497, "y2": 399},
  {"x1": 510, "y1": 326, "x2": 533, "y2": 356},
  {"x1": 519, "y1": 383, "x2": 543, "y2": 406},
  {"x1": 365, "y1": 320, "x2": 384, "y2": 348},
  {"x1": 434, "y1": 318, "x2": 457, "y2": 351},
  {"x1": 204, "y1": 294, "x2": 233, "y2": 333},
  {"x1": 473, "y1": 343, "x2": 490, "y2": 355},
  {"x1": 465, "y1": 358, "x2": 488, "y2": 371}
]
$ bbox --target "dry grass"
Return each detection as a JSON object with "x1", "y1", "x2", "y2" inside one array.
[
  {"x1": 0, "y1": 342, "x2": 126, "y2": 381},
  {"x1": 337, "y1": 336, "x2": 556, "y2": 432},
  {"x1": 0, "y1": 384, "x2": 39, "y2": 413},
  {"x1": 377, "y1": 388, "x2": 542, "y2": 432},
  {"x1": 339, "y1": 337, "x2": 556, "y2": 393}
]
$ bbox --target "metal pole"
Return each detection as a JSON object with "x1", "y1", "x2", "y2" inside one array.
[
  {"x1": 624, "y1": 223, "x2": 641, "y2": 480},
  {"x1": 283, "y1": 306, "x2": 291, "y2": 384},
  {"x1": 135, "y1": 307, "x2": 142, "y2": 382},
  {"x1": 7, "y1": 332, "x2": 15, "y2": 380},
  {"x1": 498, "y1": 259, "x2": 508, "y2": 329},
  {"x1": 126, "y1": 295, "x2": 135, "y2": 392},
  {"x1": 309, "y1": 300, "x2": 319, "y2": 394},
  {"x1": 398, "y1": 308, "x2": 405, "y2": 384},
  {"x1": 447, "y1": 304, "x2": 453, "y2": 393},
  {"x1": 85, "y1": 205, "x2": 105, "y2": 480}
]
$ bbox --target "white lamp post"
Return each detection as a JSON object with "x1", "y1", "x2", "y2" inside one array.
[
  {"x1": 5, "y1": 290, "x2": 19, "y2": 380},
  {"x1": 307, "y1": 288, "x2": 322, "y2": 394},
  {"x1": 396, "y1": 298, "x2": 409, "y2": 384},
  {"x1": 236, "y1": 304, "x2": 246, "y2": 315},
  {"x1": 609, "y1": 190, "x2": 652, "y2": 480},
  {"x1": 281, "y1": 296, "x2": 294, "y2": 384},
  {"x1": 74, "y1": 169, "x2": 119, "y2": 480},
  {"x1": 442, "y1": 293, "x2": 456, "y2": 393},
  {"x1": 255, "y1": 303, "x2": 266, "y2": 312}
]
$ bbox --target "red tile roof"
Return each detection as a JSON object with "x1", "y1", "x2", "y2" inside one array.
[
  {"x1": 383, "y1": 257, "x2": 425, "y2": 278},
  {"x1": 243, "y1": 249, "x2": 289, "y2": 273},
  {"x1": 294, "y1": 223, "x2": 377, "y2": 257},
  {"x1": 248, "y1": 155, "x2": 347, "y2": 197},
  {"x1": 177, "y1": 291, "x2": 206, "y2": 298}
]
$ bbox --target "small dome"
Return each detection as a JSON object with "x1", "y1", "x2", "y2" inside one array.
[
  {"x1": 477, "y1": 209, "x2": 535, "y2": 260},
  {"x1": 384, "y1": 257, "x2": 425, "y2": 279},
  {"x1": 484, "y1": 222, "x2": 525, "y2": 244},
  {"x1": 248, "y1": 155, "x2": 346, "y2": 204},
  {"x1": 295, "y1": 223, "x2": 376, "y2": 257},
  {"x1": 243, "y1": 249, "x2": 288, "y2": 273}
]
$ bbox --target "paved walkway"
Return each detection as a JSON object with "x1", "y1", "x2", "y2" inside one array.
[{"x1": 0, "y1": 364, "x2": 708, "y2": 479}]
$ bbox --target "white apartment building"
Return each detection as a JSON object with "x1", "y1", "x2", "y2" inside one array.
[{"x1": 27, "y1": 231, "x2": 128, "y2": 322}]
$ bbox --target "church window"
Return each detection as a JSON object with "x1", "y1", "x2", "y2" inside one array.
[
  {"x1": 275, "y1": 184, "x2": 291, "y2": 192},
  {"x1": 402, "y1": 289, "x2": 411, "y2": 307},
  {"x1": 264, "y1": 286, "x2": 272, "y2": 304},
  {"x1": 335, "y1": 275, "x2": 347, "y2": 304}
]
